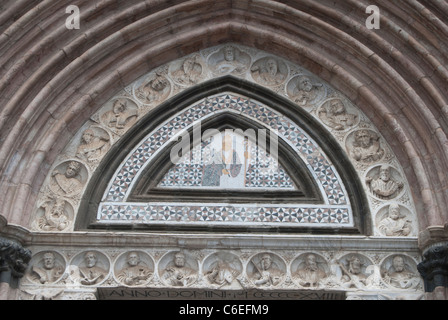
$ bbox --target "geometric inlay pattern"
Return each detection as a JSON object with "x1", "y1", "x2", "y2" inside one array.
[{"x1": 99, "y1": 93, "x2": 352, "y2": 227}]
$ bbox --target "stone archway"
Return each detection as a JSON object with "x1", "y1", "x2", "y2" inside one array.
[
  {"x1": 13, "y1": 44, "x2": 424, "y2": 300},
  {"x1": 1, "y1": 1, "x2": 447, "y2": 300}
]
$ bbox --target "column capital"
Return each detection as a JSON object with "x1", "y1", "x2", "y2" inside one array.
[
  {"x1": 0, "y1": 237, "x2": 32, "y2": 288},
  {"x1": 417, "y1": 241, "x2": 448, "y2": 294}
]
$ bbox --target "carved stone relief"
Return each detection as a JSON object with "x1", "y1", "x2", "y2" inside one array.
[
  {"x1": 169, "y1": 54, "x2": 205, "y2": 86},
  {"x1": 134, "y1": 68, "x2": 172, "y2": 105},
  {"x1": 346, "y1": 129, "x2": 385, "y2": 164},
  {"x1": 376, "y1": 203, "x2": 415, "y2": 237},
  {"x1": 48, "y1": 161, "x2": 87, "y2": 199},
  {"x1": 18, "y1": 246, "x2": 423, "y2": 300},
  {"x1": 247, "y1": 252, "x2": 286, "y2": 288},
  {"x1": 380, "y1": 254, "x2": 421, "y2": 289},
  {"x1": 286, "y1": 74, "x2": 326, "y2": 107},
  {"x1": 366, "y1": 165, "x2": 404, "y2": 200},
  {"x1": 75, "y1": 126, "x2": 111, "y2": 167},
  {"x1": 30, "y1": 43, "x2": 419, "y2": 305},
  {"x1": 33, "y1": 197, "x2": 73, "y2": 232},
  {"x1": 68, "y1": 251, "x2": 110, "y2": 286},
  {"x1": 99, "y1": 97, "x2": 139, "y2": 134},
  {"x1": 207, "y1": 45, "x2": 251, "y2": 76},
  {"x1": 114, "y1": 251, "x2": 154, "y2": 286},
  {"x1": 159, "y1": 251, "x2": 198, "y2": 287},
  {"x1": 250, "y1": 56, "x2": 288, "y2": 86},
  {"x1": 291, "y1": 253, "x2": 328, "y2": 288},
  {"x1": 317, "y1": 98, "x2": 359, "y2": 131},
  {"x1": 27, "y1": 251, "x2": 65, "y2": 285},
  {"x1": 203, "y1": 252, "x2": 243, "y2": 289}
]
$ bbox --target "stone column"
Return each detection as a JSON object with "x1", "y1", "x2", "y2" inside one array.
[
  {"x1": 0, "y1": 237, "x2": 32, "y2": 299},
  {"x1": 417, "y1": 225, "x2": 448, "y2": 300}
]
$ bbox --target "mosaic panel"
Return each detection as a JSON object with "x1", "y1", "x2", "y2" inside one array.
[
  {"x1": 158, "y1": 132, "x2": 296, "y2": 190},
  {"x1": 98, "y1": 203, "x2": 351, "y2": 226},
  {"x1": 98, "y1": 93, "x2": 352, "y2": 227},
  {"x1": 103, "y1": 93, "x2": 348, "y2": 206}
]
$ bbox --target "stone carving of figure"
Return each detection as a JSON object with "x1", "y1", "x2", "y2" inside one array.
[
  {"x1": 318, "y1": 99, "x2": 358, "y2": 130},
  {"x1": 349, "y1": 129, "x2": 384, "y2": 163},
  {"x1": 76, "y1": 128, "x2": 110, "y2": 164},
  {"x1": 102, "y1": 98, "x2": 138, "y2": 130},
  {"x1": 339, "y1": 255, "x2": 368, "y2": 288},
  {"x1": 366, "y1": 165, "x2": 404, "y2": 199},
  {"x1": 383, "y1": 255, "x2": 420, "y2": 289},
  {"x1": 378, "y1": 204, "x2": 412, "y2": 236},
  {"x1": 251, "y1": 253, "x2": 283, "y2": 287},
  {"x1": 250, "y1": 57, "x2": 286, "y2": 86},
  {"x1": 162, "y1": 252, "x2": 197, "y2": 287},
  {"x1": 291, "y1": 75, "x2": 323, "y2": 106},
  {"x1": 136, "y1": 71, "x2": 171, "y2": 104},
  {"x1": 30, "y1": 252, "x2": 64, "y2": 284},
  {"x1": 294, "y1": 253, "x2": 327, "y2": 287},
  {"x1": 49, "y1": 161, "x2": 84, "y2": 197},
  {"x1": 206, "y1": 259, "x2": 241, "y2": 288},
  {"x1": 116, "y1": 251, "x2": 153, "y2": 286},
  {"x1": 78, "y1": 251, "x2": 108, "y2": 286},
  {"x1": 37, "y1": 198, "x2": 70, "y2": 231},
  {"x1": 211, "y1": 45, "x2": 249, "y2": 75},
  {"x1": 172, "y1": 55, "x2": 203, "y2": 85}
]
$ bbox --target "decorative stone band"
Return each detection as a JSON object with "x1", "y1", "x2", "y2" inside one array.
[
  {"x1": 0, "y1": 237, "x2": 32, "y2": 288},
  {"x1": 97, "y1": 203, "x2": 352, "y2": 227},
  {"x1": 417, "y1": 241, "x2": 448, "y2": 292}
]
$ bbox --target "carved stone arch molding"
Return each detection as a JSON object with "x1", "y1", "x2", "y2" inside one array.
[
  {"x1": 17, "y1": 44, "x2": 426, "y2": 300},
  {"x1": 28, "y1": 44, "x2": 416, "y2": 237}
]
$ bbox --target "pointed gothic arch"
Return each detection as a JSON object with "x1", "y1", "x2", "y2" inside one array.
[
  {"x1": 76, "y1": 76, "x2": 369, "y2": 234},
  {"x1": 14, "y1": 43, "x2": 423, "y2": 300}
]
